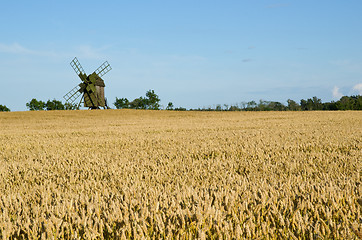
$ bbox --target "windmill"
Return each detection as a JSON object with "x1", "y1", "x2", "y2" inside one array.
[{"x1": 63, "y1": 57, "x2": 112, "y2": 109}]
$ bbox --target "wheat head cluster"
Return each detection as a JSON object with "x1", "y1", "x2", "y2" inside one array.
[{"x1": 0, "y1": 110, "x2": 361, "y2": 239}]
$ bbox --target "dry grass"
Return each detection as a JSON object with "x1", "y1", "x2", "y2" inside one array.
[{"x1": 0, "y1": 110, "x2": 361, "y2": 239}]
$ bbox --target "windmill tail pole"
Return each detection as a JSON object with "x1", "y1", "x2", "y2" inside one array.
[{"x1": 105, "y1": 98, "x2": 111, "y2": 109}]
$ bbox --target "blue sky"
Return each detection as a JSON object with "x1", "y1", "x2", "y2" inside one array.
[{"x1": 1, "y1": 1, "x2": 362, "y2": 111}]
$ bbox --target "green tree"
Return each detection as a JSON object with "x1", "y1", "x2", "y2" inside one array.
[
  {"x1": 26, "y1": 99, "x2": 45, "y2": 111},
  {"x1": 268, "y1": 101, "x2": 286, "y2": 111},
  {"x1": 255, "y1": 100, "x2": 286, "y2": 111},
  {"x1": 145, "y1": 90, "x2": 160, "y2": 110},
  {"x1": 45, "y1": 99, "x2": 65, "y2": 110},
  {"x1": 311, "y1": 96, "x2": 323, "y2": 110},
  {"x1": 114, "y1": 97, "x2": 130, "y2": 109},
  {"x1": 129, "y1": 97, "x2": 147, "y2": 109},
  {"x1": 114, "y1": 90, "x2": 161, "y2": 110},
  {"x1": 0, "y1": 104, "x2": 10, "y2": 112},
  {"x1": 166, "y1": 102, "x2": 174, "y2": 110},
  {"x1": 355, "y1": 95, "x2": 362, "y2": 110},
  {"x1": 287, "y1": 99, "x2": 301, "y2": 111},
  {"x1": 336, "y1": 95, "x2": 362, "y2": 110},
  {"x1": 323, "y1": 101, "x2": 338, "y2": 110},
  {"x1": 300, "y1": 97, "x2": 322, "y2": 110},
  {"x1": 246, "y1": 100, "x2": 257, "y2": 111},
  {"x1": 229, "y1": 105, "x2": 240, "y2": 111},
  {"x1": 174, "y1": 107, "x2": 186, "y2": 111},
  {"x1": 258, "y1": 100, "x2": 270, "y2": 111},
  {"x1": 300, "y1": 99, "x2": 308, "y2": 110},
  {"x1": 215, "y1": 104, "x2": 222, "y2": 111},
  {"x1": 240, "y1": 102, "x2": 247, "y2": 110}
]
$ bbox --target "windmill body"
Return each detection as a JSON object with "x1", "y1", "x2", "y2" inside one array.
[{"x1": 64, "y1": 57, "x2": 111, "y2": 109}]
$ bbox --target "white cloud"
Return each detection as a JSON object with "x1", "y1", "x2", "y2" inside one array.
[
  {"x1": 77, "y1": 45, "x2": 103, "y2": 59},
  {"x1": 332, "y1": 86, "x2": 343, "y2": 99},
  {"x1": 0, "y1": 42, "x2": 36, "y2": 54},
  {"x1": 330, "y1": 59, "x2": 362, "y2": 73},
  {"x1": 0, "y1": 42, "x2": 61, "y2": 58},
  {"x1": 352, "y1": 83, "x2": 362, "y2": 95},
  {"x1": 76, "y1": 45, "x2": 112, "y2": 60},
  {"x1": 0, "y1": 42, "x2": 110, "y2": 60}
]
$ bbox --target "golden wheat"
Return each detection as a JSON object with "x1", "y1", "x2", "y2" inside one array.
[{"x1": 0, "y1": 110, "x2": 361, "y2": 239}]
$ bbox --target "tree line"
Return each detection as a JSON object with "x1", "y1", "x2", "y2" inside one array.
[
  {"x1": 25, "y1": 99, "x2": 78, "y2": 111},
  {"x1": 0, "y1": 92, "x2": 361, "y2": 112},
  {"x1": 192, "y1": 95, "x2": 362, "y2": 111},
  {"x1": 114, "y1": 90, "x2": 161, "y2": 110}
]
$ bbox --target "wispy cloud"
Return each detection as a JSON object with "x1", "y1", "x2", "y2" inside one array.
[
  {"x1": 0, "y1": 42, "x2": 111, "y2": 60},
  {"x1": 353, "y1": 83, "x2": 362, "y2": 95},
  {"x1": 224, "y1": 50, "x2": 234, "y2": 54},
  {"x1": 76, "y1": 45, "x2": 110, "y2": 60},
  {"x1": 330, "y1": 59, "x2": 362, "y2": 73},
  {"x1": 0, "y1": 42, "x2": 39, "y2": 55},
  {"x1": 0, "y1": 42, "x2": 67, "y2": 58},
  {"x1": 242, "y1": 58, "x2": 252, "y2": 63},
  {"x1": 248, "y1": 46, "x2": 255, "y2": 50},
  {"x1": 332, "y1": 86, "x2": 343, "y2": 99}
]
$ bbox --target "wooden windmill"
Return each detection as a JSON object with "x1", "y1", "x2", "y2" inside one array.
[{"x1": 63, "y1": 57, "x2": 112, "y2": 109}]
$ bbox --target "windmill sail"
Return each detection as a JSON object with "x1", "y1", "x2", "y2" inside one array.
[
  {"x1": 70, "y1": 57, "x2": 87, "y2": 81},
  {"x1": 94, "y1": 61, "x2": 112, "y2": 78},
  {"x1": 63, "y1": 85, "x2": 82, "y2": 104}
]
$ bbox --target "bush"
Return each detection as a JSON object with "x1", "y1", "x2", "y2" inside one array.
[{"x1": 0, "y1": 104, "x2": 10, "y2": 112}]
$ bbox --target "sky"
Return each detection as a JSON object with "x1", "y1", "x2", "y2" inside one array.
[{"x1": 1, "y1": 1, "x2": 362, "y2": 111}]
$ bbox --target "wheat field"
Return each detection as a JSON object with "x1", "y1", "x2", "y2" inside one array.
[{"x1": 0, "y1": 110, "x2": 361, "y2": 239}]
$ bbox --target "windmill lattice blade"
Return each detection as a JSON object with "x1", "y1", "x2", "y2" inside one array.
[
  {"x1": 70, "y1": 57, "x2": 86, "y2": 76},
  {"x1": 63, "y1": 85, "x2": 82, "y2": 104},
  {"x1": 94, "y1": 61, "x2": 112, "y2": 77}
]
